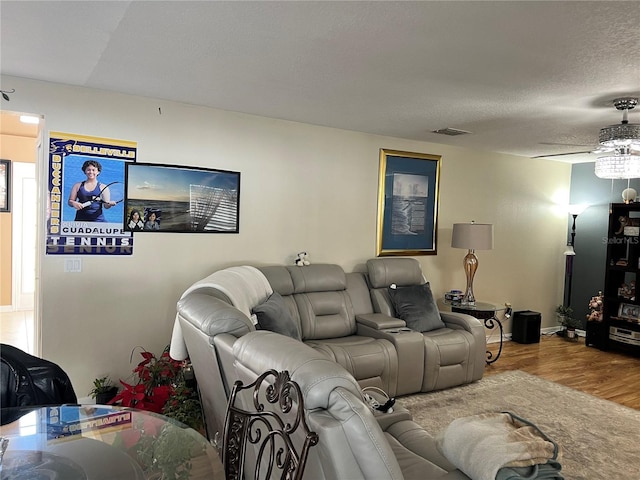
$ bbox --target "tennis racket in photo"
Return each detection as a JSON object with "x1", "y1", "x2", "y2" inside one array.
[{"x1": 80, "y1": 181, "x2": 125, "y2": 208}]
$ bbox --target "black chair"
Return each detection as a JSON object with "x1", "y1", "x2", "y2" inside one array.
[
  {"x1": 1, "y1": 344, "x2": 77, "y2": 421},
  {"x1": 222, "y1": 369, "x2": 318, "y2": 480}
]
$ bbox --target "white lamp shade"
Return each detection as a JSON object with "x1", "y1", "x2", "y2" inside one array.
[
  {"x1": 451, "y1": 223, "x2": 494, "y2": 250},
  {"x1": 568, "y1": 204, "x2": 588, "y2": 216}
]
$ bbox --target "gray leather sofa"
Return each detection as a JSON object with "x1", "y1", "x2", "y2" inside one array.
[
  {"x1": 259, "y1": 264, "x2": 399, "y2": 395},
  {"x1": 230, "y1": 330, "x2": 470, "y2": 479},
  {"x1": 170, "y1": 257, "x2": 486, "y2": 452}
]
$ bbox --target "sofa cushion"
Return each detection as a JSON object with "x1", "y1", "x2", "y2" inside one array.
[
  {"x1": 388, "y1": 283, "x2": 445, "y2": 332},
  {"x1": 367, "y1": 258, "x2": 424, "y2": 289},
  {"x1": 294, "y1": 291, "x2": 356, "y2": 339},
  {"x1": 287, "y1": 264, "x2": 347, "y2": 293},
  {"x1": 253, "y1": 292, "x2": 302, "y2": 340},
  {"x1": 259, "y1": 266, "x2": 295, "y2": 295}
]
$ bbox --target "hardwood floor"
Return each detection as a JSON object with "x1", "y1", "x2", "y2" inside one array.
[
  {"x1": 0, "y1": 310, "x2": 34, "y2": 354},
  {"x1": 484, "y1": 333, "x2": 640, "y2": 410}
]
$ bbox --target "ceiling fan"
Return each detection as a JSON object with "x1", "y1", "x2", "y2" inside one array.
[{"x1": 532, "y1": 97, "x2": 640, "y2": 159}]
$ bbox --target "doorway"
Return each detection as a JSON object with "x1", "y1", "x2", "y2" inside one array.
[{"x1": 0, "y1": 110, "x2": 42, "y2": 354}]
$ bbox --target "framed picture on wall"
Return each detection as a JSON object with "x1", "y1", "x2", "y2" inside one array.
[
  {"x1": 376, "y1": 149, "x2": 441, "y2": 256},
  {"x1": 0, "y1": 159, "x2": 11, "y2": 212},
  {"x1": 124, "y1": 163, "x2": 240, "y2": 233}
]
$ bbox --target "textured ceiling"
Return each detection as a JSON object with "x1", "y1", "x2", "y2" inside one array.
[{"x1": 1, "y1": 1, "x2": 639, "y2": 163}]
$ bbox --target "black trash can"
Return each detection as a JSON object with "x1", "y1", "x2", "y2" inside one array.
[{"x1": 512, "y1": 310, "x2": 541, "y2": 344}]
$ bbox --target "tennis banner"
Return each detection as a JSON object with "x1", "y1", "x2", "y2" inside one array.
[{"x1": 47, "y1": 132, "x2": 136, "y2": 255}]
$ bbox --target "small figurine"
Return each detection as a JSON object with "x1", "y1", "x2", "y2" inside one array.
[
  {"x1": 616, "y1": 216, "x2": 629, "y2": 234},
  {"x1": 618, "y1": 281, "x2": 636, "y2": 299},
  {"x1": 294, "y1": 251, "x2": 311, "y2": 267},
  {"x1": 619, "y1": 282, "x2": 636, "y2": 300},
  {"x1": 587, "y1": 291, "x2": 603, "y2": 322}
]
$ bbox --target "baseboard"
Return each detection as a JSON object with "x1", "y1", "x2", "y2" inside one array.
[
  {"x1": 542, "y1": 326, "x2": 586, "y2": 337},
  {"x1": 542, "y1": 326, "x2": 561, "y2": 334},
  {"x1": 486, "y1": 327, "x2": 586, "y2": 344},
  {"x1": 487, "y1": 333, "x2": 511, "y2": 344}
]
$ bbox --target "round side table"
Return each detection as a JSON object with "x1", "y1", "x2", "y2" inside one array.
[{"x1": 448, "y1": 301, "x2": 511, "y2": 364}]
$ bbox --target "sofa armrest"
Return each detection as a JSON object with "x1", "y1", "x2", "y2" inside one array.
[
  {"x1": 177, "y1": 293, "x2": 254, "y2": 338},
  {"x1": 440, "y1": 311, "x2": 483, "y2": 335},
  {"x1": 356, "y1": 313, "x2": 406, "y2": 330},
  {"x1": 385, "y1": 420, "x2": 467, "y2": 477},
  {"x1": 371, "y1": 399, "x2": 413, "y2": 430},
  {"x1": 440, "y1": 311, "x2": 486, "y2": 381},
  {"x1": 356, "y1": 314, "x2": 425, "y2": 396}
]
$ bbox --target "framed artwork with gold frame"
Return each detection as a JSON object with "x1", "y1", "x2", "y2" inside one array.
[{"x1": 376, "y1": 149, "x2": 441, "y2": 256}]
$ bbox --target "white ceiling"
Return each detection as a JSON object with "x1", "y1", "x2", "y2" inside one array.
[{"x1": 1, "y1": 1, "x2": 639, "y2": 163}]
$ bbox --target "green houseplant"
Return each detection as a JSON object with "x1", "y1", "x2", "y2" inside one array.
[
  {"x1": 555, "y1": 305, "x2": 581, "y2": 339},
  {"x1": 89, "y1": 375, "x2": 118, "y2": 404}
]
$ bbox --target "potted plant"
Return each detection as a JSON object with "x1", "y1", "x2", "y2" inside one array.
[
  {"x1": 555, "y1": 305, "x2": 582, "y2": 340},
  {"x1": 111, "y1": 346, "x2": 204, "y2": 433},
  {"x1": 89, "y1": 375, "x2": 118, "y2": 404}
]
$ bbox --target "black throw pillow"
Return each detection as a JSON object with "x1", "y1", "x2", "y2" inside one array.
[
  {"x1": 388, "y1": 283, "x2": 445, "y2": 332},
  {"x1": 252, "y1": 292, "x2": 302, "y2": 341}
]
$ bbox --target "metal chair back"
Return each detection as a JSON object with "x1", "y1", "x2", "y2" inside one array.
[{"x1": 222, "y1": 369, "x2": 319, "y2": 480}]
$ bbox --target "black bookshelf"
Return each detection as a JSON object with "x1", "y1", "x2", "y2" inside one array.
[{"x1": 589, "y1": 203, "x2": 640, "y2": 355}]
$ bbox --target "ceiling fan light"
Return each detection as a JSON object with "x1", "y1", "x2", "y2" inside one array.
[
  {"x1": 594, "y1": 154, "x2": 640, "y2": 179},
  {"x1": 599, "y1": 123, "x2": 640, "y2": 148}
]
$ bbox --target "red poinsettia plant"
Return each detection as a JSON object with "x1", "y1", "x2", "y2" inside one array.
[
  {"x1": 110, "y1": 345, "x2": 204, "y2": 432},
  {"x1": 110, "y1": 346, "x2": 184, "y2": 414}
]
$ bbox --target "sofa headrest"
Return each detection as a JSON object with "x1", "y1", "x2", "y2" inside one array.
[
  {"x1": 366, "y1": 258, "x2": 424, "y2": 288},
  {"x1": 286, "y1": 264, "x2": 347, "y2": 293},
  {"x1": 180, "y1": 266, "x2": 273, "y2": 317},
  {"x1": 177, "y1": 293, "x2": 253, "y2": 338},
  {"x1": 233, "y1": 331, "x2": 362, "y2": 410},
  {"x1": 258, "y1": 266, "x2": 295, "y2": 296}
]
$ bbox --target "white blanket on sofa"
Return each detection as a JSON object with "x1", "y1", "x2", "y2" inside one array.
[
  {"x1": 436, "y1": 412, "x2": 557, "y2": 480},
  {"x1": 169, "y1": 266, "x2": 273, "y2": 360}
]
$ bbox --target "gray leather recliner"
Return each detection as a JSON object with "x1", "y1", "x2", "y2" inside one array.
[
  {"x1": 365, "y1": 258, "x2": 486, "y2": 392},
  {"x1": 231, "y1": 330, "x2": 471, "y2": 480}
]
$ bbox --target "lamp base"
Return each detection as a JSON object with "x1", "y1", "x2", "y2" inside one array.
[{"x1": 463, "y1": 249, "x2": 478, "y2": 305}]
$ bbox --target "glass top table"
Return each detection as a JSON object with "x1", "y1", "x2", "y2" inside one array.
[
  {"x1": 0, "y1": 404, "x2": 223, "y2": 479},
  {"x1": 443, "y1": 300, "x2": 512, "y2": 364}
]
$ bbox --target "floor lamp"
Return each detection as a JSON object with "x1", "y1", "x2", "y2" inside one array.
[
  {"x1": 451, "y1": 222, "x2": 494, "y2": 305},
  {"x1": 563, "y1": 204, "x2": 587, "y2": 308}
]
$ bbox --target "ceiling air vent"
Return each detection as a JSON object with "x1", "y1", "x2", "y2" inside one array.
[{"x1": 432, "y1": 127, "x2": 471, "y2": 136}]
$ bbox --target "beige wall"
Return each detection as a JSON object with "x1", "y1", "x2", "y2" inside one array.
[{"x1": 2, "y1": 75, "x2": 571, "y2": 397}]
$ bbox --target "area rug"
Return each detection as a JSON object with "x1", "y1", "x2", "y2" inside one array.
[{"x1": 399, "y1": 370, "x2": 640, "y2": 480}]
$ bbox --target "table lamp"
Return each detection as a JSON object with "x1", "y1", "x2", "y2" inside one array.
[{"x1": 451, "y1": 222, "x2": 494, "y2": 305}]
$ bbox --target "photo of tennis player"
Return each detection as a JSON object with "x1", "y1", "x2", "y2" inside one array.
[{"x1": 67, "y1": 160, "x2": 116, "y2": 222}]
